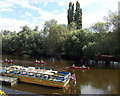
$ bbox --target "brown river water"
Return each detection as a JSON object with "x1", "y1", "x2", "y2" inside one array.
[{"x1": 1, "y1": 55, "x2": 119, "y2": 95}]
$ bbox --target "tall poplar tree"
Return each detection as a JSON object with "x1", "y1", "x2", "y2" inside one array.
[
  {"x1": 67, "y1": 2, "x2": 74, "y2": 25},
  {"x1": 74, "y1": 1, "x2": 82, "y2": 29},
  {"x1": 67, "y1": 1, "x2": 82, "y2": 29}
]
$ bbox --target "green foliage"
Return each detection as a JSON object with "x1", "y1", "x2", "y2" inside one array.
[
  {"x1": 2, "y1": 26, "x2": 44, "y2": 55},
  {"x1": 65, "y1": 29, "x2": 94, "y2": 58},
  {"x1": 67, "y1": 22, "x2": 77, "y2": 31},
  {"x1": 74, "y1": 1, "x2": 82, "y2": 29},
  {"x1": 82, "y1": 42, "x2": 96, "y2": 58},
  {"x1": 67, "y1": 1, "x2": 82, "y2": 30},
  {"x1": 91, "y1": 22, "x2": 109, "y2": 33},
  {"x1": 43, "y1": 19, "x2": 69, "y2": 57},
  {"x1": 89, "y1": 12, "x2": 119, "y2": 57},
  {"x1": 67, "y1": 2, "x2": 74, "y2": 25},
  {"x1": 1, "y1": 11, "x2": 119, "y2": 59}
]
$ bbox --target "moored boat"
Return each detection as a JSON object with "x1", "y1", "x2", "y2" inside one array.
[
  {"x1": 2, "y1": 65, "x2": 71, "y2": 88},
  {"x1": 34, "y1": 60, "x2": 46, "y2": 64},
  {"x1": 3, "y1": 59, "x2": 13, "y2": 63},
  {"x1": 0, "y1": 90, "x2": 7, "y2": 96},
  {"x1": 69, "y1": 65, "x2": 90, "y2": 69}
]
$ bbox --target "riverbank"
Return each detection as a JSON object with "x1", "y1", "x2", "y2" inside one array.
[{"x1": 2, "y1": 53, "x2": 120, "y2": 63}]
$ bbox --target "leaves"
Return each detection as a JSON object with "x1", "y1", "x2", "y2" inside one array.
[
  {"x1": 1, "y1": 11, "x2": 119, "y2": 59},
  {"x1": 67, "y1": 1, "x2": 82, "y2": 30}
]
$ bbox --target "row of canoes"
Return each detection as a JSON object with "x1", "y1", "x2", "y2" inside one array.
[
  {"x1": 3, "y1": 59, "x2": 46, "y2": 64},
  {"x1": 3, "y1": 59, "x2": 90, "y2": 69},
  {"x1": 4, "y1": 59, "x2": 13, "y2": 63}
]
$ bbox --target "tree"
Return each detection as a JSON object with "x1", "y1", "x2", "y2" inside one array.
[
  {"x1": 65, "y1": 29, "x2": 94, "y2": 59},
  {"x1": 91, "y1": 22, "x2": 109, "y2": 33},
  {"x1": 74, "y1": 1, "x2": 82, "y2": 29},
  {"x1": 67, "y1": 2, "x2": 74, "y2": 25},
  {"x1": 67, "y1": 1, "x2": 82, "y2": 30},
  {"x1": 82, "y1": 42, "x2": 96, "y2": 58},
  {"x1": 67, "y1": 22, "x2": 77, "y2": 31},
  {"x1": 89, "y1": 11, "x2": 120, "y2": 57},
  {"x1": 104, "y1": 12, "x2": 120, "y2": 56},
  {"x1": 33, "y1": 26, "x2": 39, "y2": 31},
  {"x1": 43, "y1": 19, "x2": 69, "y2": 57}
]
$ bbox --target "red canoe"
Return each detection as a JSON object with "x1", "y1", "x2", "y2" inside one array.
[
  {"x1": 4, "y1": 60, "x2": 13, "y2": 63},
  {"x1": 69, "y1": 66, "x2": 90, "y2": 69},
  {"x1": 34, "y1": 61, "x2": 46, "y2": 64}
]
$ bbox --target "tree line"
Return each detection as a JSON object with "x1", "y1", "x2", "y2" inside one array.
[{"x1": 1, "y1": 1, "x2": 120, "y2": 60}]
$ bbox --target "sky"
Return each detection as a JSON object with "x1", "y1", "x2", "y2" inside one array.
[{"x1": 0, "y1": 0, "x2": 119, "y2": 32}]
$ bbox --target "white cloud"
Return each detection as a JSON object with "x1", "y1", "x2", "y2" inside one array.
[
  {"x1": 18, "y1": 1, "x2": 39, "y2": 10},
  {"x1": 58, "y1": 1, "x2": 67, "y2": 6},
  {"x1": 43, "y1": 2, "x2": 48, "y2": 6},
  {"x1": 53, "y1": 10, "x2": 59, "y2": 14},
  {"x1": 0, "y1": 18, "x2": 28, "y2": 31},
  {"x1": 20, "y1": 12, "x2": 32, "y2": 18},
  {"x1": 38, "y1": 9, "x2": 67, "y2": 24},
  {"x1": 0, "y1": 17, "x2": 43, "y2": 32},
  {"x1": 0, "y1": 8, "x2": 14, "y2": 12},
  {"x1": 65, "y1": 0, "x2": 100, "y2": 8},
  {"x1": 0, "y1": 0, "x2": 119, "y2": 32},
  {"x1": 99, "y1": 0, "x2": 119, "y2": 12},
  {"x1": 82, "y1": 0, "x2": 119, "y2": 28},
  {"x1": 0, "y1": 1, "x2": 13, "y2": 9},
  {"x1": 20, "y1": 15, "x2": 26, "y2": 18},
  {"x1": 1, "y1": 0, "x2": 40, "y2": 11},
  {"x1": 0, "y1": 17, "x2": 28, "y2": 32},
  {"x1": 25, "y1": 12, "x2": 32, "y2": 16},
  {"x1": 83, "y1": 10, "x2": 108, "y2": 28}
]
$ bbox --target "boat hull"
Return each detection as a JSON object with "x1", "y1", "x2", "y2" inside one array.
[
  {"x1": 34, "y1": 62, "x2": 46, "y2": 64},
  {"x1": 4, "y1": 61, "x2": 13, "y2": 63},
  {"x1": 2, "y1": 74, "x2": 70, "y2": 88},
  {"x1": 69, "y1": 66, "x2": 90, "y2": 69}
]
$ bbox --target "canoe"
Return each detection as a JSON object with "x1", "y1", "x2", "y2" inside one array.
[
  {"x1": 34, "y1": 61, "x2": 46, "y2": 64},
  {"x1": 69, "y1": 66, "x2": 90, "y2": 69},
  {"x1": 4, "y1": 60, "x2": 13, "y2": 63}
]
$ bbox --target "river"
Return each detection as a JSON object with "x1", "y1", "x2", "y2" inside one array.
[{"x1": 1, "y1": 55, "x2": 119, "y2": 95}]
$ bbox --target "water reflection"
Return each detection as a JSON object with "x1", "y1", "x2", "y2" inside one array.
[
  {"x1": 71, "y1": 69, "x2": 118, "y2": 94},
  {"x1": 81, "y1": 85, "x2": 105, "y2": 94},
  {"x1": 2, "y1": 55, "x2": 119, "y2": 95}
]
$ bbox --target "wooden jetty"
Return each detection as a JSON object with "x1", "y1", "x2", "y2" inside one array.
[
  {"x1": 96, "y1": 55, "x2": 120, "y2": 62},
  {"x1": 0, "y1": 76, "x2": 18, "y2": 86}
]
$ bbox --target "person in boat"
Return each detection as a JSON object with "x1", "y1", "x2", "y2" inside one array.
[
  {"x1": 10, "y1": 60, "x2": 13, "y2": 62},
  {"x1": 82, "y1": 65, "x2": 85, "y2": 68},
  {"x1": 5, "y1": 58, "x2": 8, "y2": 62},
  {"x1": 36, "y1": 73, "x2": 41, "y2": 77},
  {"x1": 35, "y1": 60, "x2": 38, "y2": 63},
  {"x1": 40, "y1": 60, "x2": 44, "y2": 63},
  {"x1": 38, "y1": 61, "x2": 40, "y2": 63},
  {"x1": 29, "y1": 72, "x2": 34, "y2": 76},
  {"x1": 44, "y1": 75, "x2": 48, "y2": 79},
  {"x1": 72, "y1": 64, "x2": 75, "y2": 67}
]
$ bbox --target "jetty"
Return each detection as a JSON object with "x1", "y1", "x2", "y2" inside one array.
[{"x1": 0, "y1": 76, "x2": 18, "y2": 86}]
